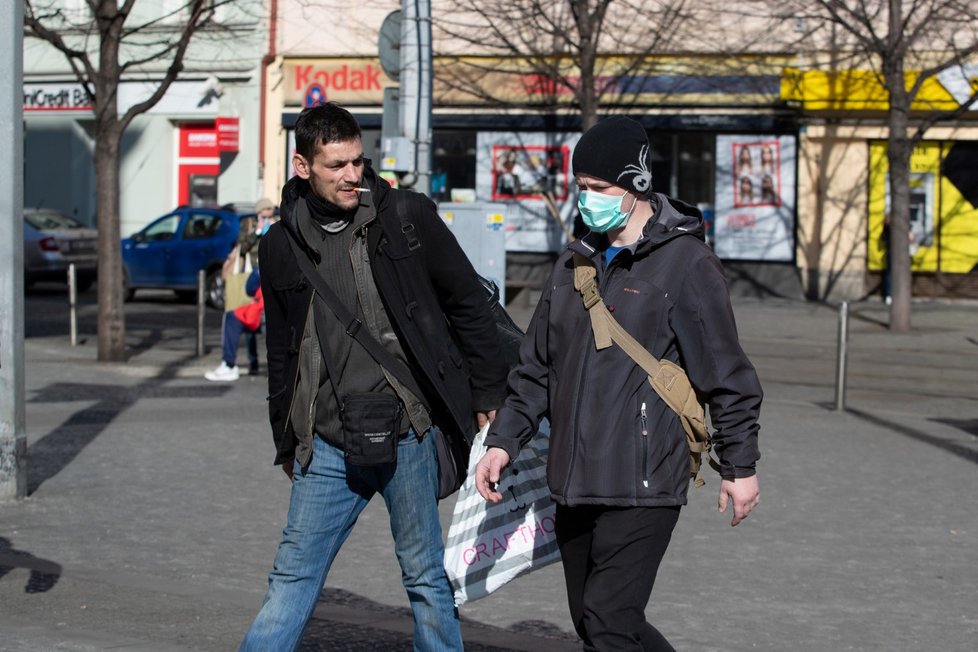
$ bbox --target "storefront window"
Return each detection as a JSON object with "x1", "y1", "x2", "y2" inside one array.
[
  {"x1": 648, "y1": 131, "x2": 715, "y2": 206},
  {"x1": 677, "y1": 133, "x2": 715, "y2": 206},
  {"x1": 432, "y1": 130, "x2": 477, "y2": 203}
]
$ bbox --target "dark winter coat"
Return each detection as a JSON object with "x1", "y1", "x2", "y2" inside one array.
[
  {"x1": 485, "y1": 193, "x2": 762, "y2": 507},
  {"x1": 259, "y1": 166, "x2": 509, "y2": 466}
]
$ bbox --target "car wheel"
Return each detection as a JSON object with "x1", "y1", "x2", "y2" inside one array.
[
  {"x1": 122, "y1": 268, "x2": 135, "y2": 301},
  {"x1": 206, "y1": 270, "x2": 225, "y2": 310}
]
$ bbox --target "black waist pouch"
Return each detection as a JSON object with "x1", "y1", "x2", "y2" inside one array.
[{"x1": 340, "y1": 393, "x2": 402, "y2": 466}]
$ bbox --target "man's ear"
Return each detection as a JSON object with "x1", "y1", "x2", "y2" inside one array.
[{"x1": 292, "y1": 153, "x2": 311, "y2": 180}]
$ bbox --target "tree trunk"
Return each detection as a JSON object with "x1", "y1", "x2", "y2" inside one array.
[
  {"x1": 94, "y1": 123, "x2": 127, "y2": 361},
  {"x1": 883, "y1": 6, "x2": 912, "y2": 333},
  {"x1": 92, "y1": 0, "x2": 127, "y2": 361},
  {"x1": 571, "y1": 0, "x2": 599, "y2": 131},
  {"x1": 885, "y1": 122, "x2": 912, "y2": 333}
]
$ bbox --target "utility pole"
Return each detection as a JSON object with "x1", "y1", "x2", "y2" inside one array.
[
  {"x1": 379, "y1": 0, "x2": 432, "y2": 196},
  {"x1": 0, "y1": 0, "x2": 27, "y2": 500}
]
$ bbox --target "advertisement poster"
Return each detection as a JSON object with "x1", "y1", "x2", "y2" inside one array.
[
  {"x1": 477, "y1": 132, "x2": 581, "y2": 253},
  {"x1": 714, "y1": 135, "x2": 796, "y2": 261},
  {"x1": 491, "y1": 145, "x2": 570, "y2": 201}
]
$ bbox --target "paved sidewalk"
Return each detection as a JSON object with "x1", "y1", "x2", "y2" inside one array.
[{"x1": 2, "y1": 294, "x2": 976, "y2": 651}]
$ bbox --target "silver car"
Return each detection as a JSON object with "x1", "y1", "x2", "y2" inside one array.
[{"x1": 24, "y1": 208, "x2": 98, "y2": 291}]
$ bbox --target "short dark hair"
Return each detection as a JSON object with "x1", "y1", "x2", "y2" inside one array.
[{"x1": 294, "y1": 102, "x2": 361, "y2": 161}]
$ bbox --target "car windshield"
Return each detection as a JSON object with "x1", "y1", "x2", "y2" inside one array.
[
  {"x1": 26, "y1": 210, "x2": 84, "y2": 230},
  {"x1": 141, "y1": 215, "x2": 182, "y2": 241}
]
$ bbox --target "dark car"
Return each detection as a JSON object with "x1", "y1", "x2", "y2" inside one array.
[
  {"x1": 24, "y1": 208, "x2": 98, "y2": 291},
  {"x1": 122, "y1": 205, "x2": 255, "y2": 309}
]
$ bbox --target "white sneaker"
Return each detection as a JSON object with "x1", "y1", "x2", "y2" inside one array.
[
  {"x1": 205, "y1": 362, "x2": 239, "y2": 381},
  {"x1": 884, "y1": 296, "x2": 893, "y2": 305}
]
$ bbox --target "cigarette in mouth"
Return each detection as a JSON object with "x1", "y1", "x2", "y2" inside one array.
[{"x1": 353, "y1": 187, "x2": 370, "y2": 192}]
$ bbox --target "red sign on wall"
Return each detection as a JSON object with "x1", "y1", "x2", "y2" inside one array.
[
  {"x1": 215, "y1": 116, "x2": 240, "y2": 152},
  {"x1": 179, "y1": 123, "x2": 218, "y2": 158},
  {"x1": 177, "y1": 123, "x2": 220, "y2": 205}
]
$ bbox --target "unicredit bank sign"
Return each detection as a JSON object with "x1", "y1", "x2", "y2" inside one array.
[
  {"x1": 24, "y1": 84, "x2": 92, "y2": 111},
  {"x1": 24, "y1": 81, "x2": 219, "y2": 115},
  {"x1": 283, "y1": 58, "x2": 395, "y2": 106}
]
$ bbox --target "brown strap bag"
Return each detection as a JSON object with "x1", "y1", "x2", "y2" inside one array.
[{"x1": 573, "y1": 253, "x2": 721, "y2": 487}]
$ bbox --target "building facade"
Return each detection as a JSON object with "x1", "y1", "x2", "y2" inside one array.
[
  {"x1": 23, "y1": 1, "x2": 268, "y2": 237},
  {"x1": 255, "y1": 2, "x2": 978, "y2": 300}
]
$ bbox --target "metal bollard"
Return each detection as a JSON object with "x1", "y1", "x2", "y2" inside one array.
[
  {"x1": 834, "y1": 301, "x2": 849, "y2": 411},
  {"x1": 197, "y1": 270, "x2": 206, "y2": 357},
  {"x1": 68, "y1": 263, "x2": 78, "y2": 346}
]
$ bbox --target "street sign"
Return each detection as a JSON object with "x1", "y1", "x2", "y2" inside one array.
[
  {"x1": 378, "y1": 10, "x2": 402, "y2": 82},
  {"x1": 304, "y1": 82, "x2": 327, "y2": 108}
]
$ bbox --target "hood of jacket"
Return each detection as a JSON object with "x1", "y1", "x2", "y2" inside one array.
[{"x1": 574, "y1": 192, "x2": 704, "y2": 259}]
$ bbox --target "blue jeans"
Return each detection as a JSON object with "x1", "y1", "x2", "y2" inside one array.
[
  {"x1": 222, "y1": 312, "x2": 258, "y2": 368},
  {"x1": 240, "y1": 429, "x2": 462, "y2": 652}
]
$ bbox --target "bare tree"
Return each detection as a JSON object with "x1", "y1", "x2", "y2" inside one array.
[
  {"x1": 771, "y1": 0, "x2": 978, "y2": 331},
  {"x1": 433, "y1": 0, "x2": 690, "y2": 131},
  {"x1": 24, "y1": 1, "x2": 225, "y2": 361}
]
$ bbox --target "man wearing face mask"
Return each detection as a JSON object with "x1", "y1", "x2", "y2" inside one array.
[{"x1": 475, "y1": 116, "x2": 763, "y2": 651}]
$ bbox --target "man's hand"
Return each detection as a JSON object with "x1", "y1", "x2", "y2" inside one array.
[
  {"x1": 282, "y1": 462, "x2": 294, "y2": 481},
  {"x1": 718, "y1": 475, "x2": 759, "y2": 526},
  {"x1": 475, "y1": 448, "x2": 511, "y2": 502},
  {"x1": 476, "y1": 410, "x2": 496, "y2": 429}
]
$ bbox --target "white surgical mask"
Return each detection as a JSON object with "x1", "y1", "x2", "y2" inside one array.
[{"x1": 578, "y1": 191, "x2": 634, "y2": 233}]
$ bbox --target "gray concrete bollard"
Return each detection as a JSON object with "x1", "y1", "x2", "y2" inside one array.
[
  {"x1": 68, "y1": 263, "x2": 77, "y2": 346},
  {"x1": 197, "y1": 270, "x2": 206, "y2": 357},
  {"x1": 834, "y1": 301, "x2": 849, "y2": 411}
]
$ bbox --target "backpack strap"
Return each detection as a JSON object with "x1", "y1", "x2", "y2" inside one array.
[{"x1": 392, "y1": 191, "x2": 422, "y2": 252}]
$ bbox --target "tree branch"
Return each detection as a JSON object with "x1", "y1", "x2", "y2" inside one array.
[{"x1": 118, "y1": 0, "x2": 212, "y2": 132}]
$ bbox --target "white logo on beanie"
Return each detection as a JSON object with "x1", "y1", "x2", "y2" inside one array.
[{"x1": 618, "y1": 143, "x2": 652, "y2": 193}]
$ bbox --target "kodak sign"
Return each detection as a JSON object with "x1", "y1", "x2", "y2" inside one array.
[{"x1": 284, "y1": 59, "x2": 394, "y2": 105}]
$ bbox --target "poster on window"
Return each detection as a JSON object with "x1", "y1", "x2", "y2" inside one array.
[
  {"x1": 491, "y1": 145, "x2": 570, "y2": 201},
  {"x1": 714, "y1": 135, "x2": 796, "y2": 261},
  {"x1": 477, "y1": 132, "x2": 581, "y2": 252}
]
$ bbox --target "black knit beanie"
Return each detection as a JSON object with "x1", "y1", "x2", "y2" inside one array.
[{"x1": 572, "y1": 116, "x2": 653, "y2": 194}]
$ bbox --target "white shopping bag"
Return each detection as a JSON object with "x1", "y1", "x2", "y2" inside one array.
[{"x1": 443, "y1": 421, "x2": 560, "y2": 606}]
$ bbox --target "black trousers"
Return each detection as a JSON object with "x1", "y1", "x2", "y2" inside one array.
[{"x1": 555, "y1": 504, "x2": 681, "y2": 652}]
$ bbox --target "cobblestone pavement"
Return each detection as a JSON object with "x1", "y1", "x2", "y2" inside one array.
[{"x1": 1, "y1": 287, "x2": 976, "y2": 650}]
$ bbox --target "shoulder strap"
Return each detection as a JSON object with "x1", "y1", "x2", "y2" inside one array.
[
  {"x1": 283, "y1": 229, "x2": 425, "y2": 401},
  {"x1": 572, "y1": 253, "x2": 663, "y2": 377}
]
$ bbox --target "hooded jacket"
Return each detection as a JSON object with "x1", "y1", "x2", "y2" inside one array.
[
  {"x1": 485, "y1": 193, "x2": 762, "y2": 507},
  {"x1": 258, "y1": 166, "x2": 509, "y2": 466}
]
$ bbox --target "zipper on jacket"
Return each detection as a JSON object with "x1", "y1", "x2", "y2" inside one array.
[{"x1": 640, "y1": 401, "x2": 649, "y2": 488}]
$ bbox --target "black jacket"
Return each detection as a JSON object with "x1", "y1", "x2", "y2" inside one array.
[
  {"x1": 485, "y1": 194, "x2": 762, "y2": 507},
  {"x1": 259, "y1": 167, "x2": 509, "y2": 465}
]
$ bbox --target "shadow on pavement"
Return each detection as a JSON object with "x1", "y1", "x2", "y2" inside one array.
[
  {"x1": 26, "y1": 354, "x2": 231, "y2": 494},
  {"x1": 848, "y1": 408, "x2": 978, "y2": 465},
  {"x1": 0, "y1": 537, "x2": 62, "y2": 594},
  {"x1": 298, "y1": 587, "x2": 577, "y2": 651},
  {"x1": 932, "y1": 417, "x2": 978, "y2": 438}
]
